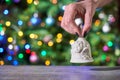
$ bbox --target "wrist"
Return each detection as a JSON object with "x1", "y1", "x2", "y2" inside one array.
[{"x1": 95, "y1": 0, "x2": 113, "y2": 8}]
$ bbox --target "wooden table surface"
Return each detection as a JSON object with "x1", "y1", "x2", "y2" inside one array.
[{"x1": 0, "y1": 66, "x2": 120, "y2": 80}]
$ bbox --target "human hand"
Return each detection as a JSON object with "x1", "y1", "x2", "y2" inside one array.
[{"x1": 61, "y1": 0, "x2": 97, "y2": 37}]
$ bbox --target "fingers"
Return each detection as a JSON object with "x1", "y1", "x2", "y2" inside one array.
[
  {"x1": 61, "y1": 3, "x2": 82, "y2": 36},
  {"x1": 82, "y1": 10, "x2": 92, "y2": 37}
]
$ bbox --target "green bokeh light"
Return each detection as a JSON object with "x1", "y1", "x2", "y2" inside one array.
[
  {"x1": 0, "y1": 24, "x2": 2, "y2": 27},
  {"x1": 41, "y1": 50, "x2": 47, "y2": 56},
  {"x1": 18, "y1": 53, "x2": 24, "y2": 59},
  {"x1": 107, "y1": 41, "x2": 113, "y2": 47},
  {"x1": 0, "y1": 27, "x2": 3, "y2": 31},
  {"x1": 5, "y1": 0, "x2": 10, "y2": 2},
  {"x1": 5, "y1": 0, "x2": 12, "y2": 5},
  {"x1": 101, "y1": 54, "x2": 106, "y2": 61},
  {"x1": 0, "y1": 24, "x2": 3, "y2": 31}
]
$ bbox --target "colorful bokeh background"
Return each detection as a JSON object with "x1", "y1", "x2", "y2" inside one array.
[{"x1": 0, "y1": 0, "x2": 120, "y2": 66}]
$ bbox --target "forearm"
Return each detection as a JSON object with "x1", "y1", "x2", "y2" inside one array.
[
  {"x1": 95, "y1": 0, "x2": 113, "y2": 8},
  {"x1": 77, "y1": 0, "x2": 113, "y2": 8}
]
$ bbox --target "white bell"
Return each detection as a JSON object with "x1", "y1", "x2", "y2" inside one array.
[{"x1": 70, "y1": 37, "x2": 94, "y2": 63}]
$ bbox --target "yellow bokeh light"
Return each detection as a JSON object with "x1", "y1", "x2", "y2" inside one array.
[
  {"x1": 29, "y1": 33, "x2": 35, "y2": 39},
  {"x1": 56, "y1": 38, "x2": 62, "y2": 43},
  {"x1": 48, "y1": 41, "x2": 54, "y2": 47},
  {"x1": 27, "y1": 0, "x2": 33, "y2": 4},
  {"x1": 45, "y1": 60, "x2": 50, "y2": 66},
  {"x1": 21, "y1": 40, "x2": 26, "y2": 44},
  {"x1": 96, "y1": 32, "x2": 101, "y2": 35},
  {"x1": 37, "y1": 41, "x2": 42, "y2": 46},
  {"x1": 57, "y1": 33, "x2": 62, "y2": 39},
  {"x1": 52, "y1": 0, "x2": 57, "y2": 4},
  {"x1": 69, "y1": 40, "x2": 75, "y2": 45},
  {"x1": 58, "y1": 16, "x2": 63, "y2": 21},
  {"x1": 95, "y1": 19, "x2": 101, "y2": 26},
  {"x1": 34, "y1": 0, "x2": 39, "y2": 5},
  {"x1": 3, "y1": 27, "x2": 6, "y2": 31},
  {"x1": 34, "y1": 34, "x2": 38, "y2": 39},
  {"x1": 5, "y1": 21, "x2": 11, "y2": 27},
  {"x1": 0, "y1": 60, "x2": 4, "y2": 65},
  {"x1": 18, "y1": 31, "x2": 23, "y2": 37},
  {"x1": 7, "y1": 37, "x2": 13, "y2": 43},
  {"x1": 40, "y1": 22, "x2": 45, "y2": 27}
]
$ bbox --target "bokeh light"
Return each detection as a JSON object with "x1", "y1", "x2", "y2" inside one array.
[
  {"x1": 13, "y1": 60, "x2": 19, "y2": 66},
  {"x1": 30, "y1": 17, "x2": 41, "y2": 25},
  {"x1": 101, "y1": 54, "x2": 106, "y2": 61},
  {"x1": 25, "y1": 49, "x2": 31, "y2": 54},
  {"x1": 37, "y1": 41, "x2": 43, "y2": 46},
  {"x1": 18, "y1": 53, "x2": 24, "y2": 59},
  {"x1": 115, "y1": 48, "x2": 120, "y2": 56},
  {"x1": 34, "y1": 0, "x2": 39, "y2": 5},
  {"x1": 41, "y1": 50, "x2": 47, "y2": 56},
  {"x1": 0, "y1": 48, "x2": 4, "y2": 53},
  {"x1": 48, "y1": 41, "x2": 54, "y2": 47},
  {"x1": 62, "y1": 5, "x2": 65, "y2": 10},
  {"x1": 7, "y1": 56, "x2": 13, "y2": 61},
  {"x1": 18, "y1": 31, "x2": 24, "y2": 37},
  {"x1": 45, "y1": 17, "x2": 54, "y2": 26},
  {"x1": 45, "y1": 60, "x2": 50, "y2": 66},
  {"x1": 13, "y1": 0, "x2": 21, "y2": 3},
  {"x1": 0, "y1": 60, "x2": 4, "y2": 65},
  {"x1": 107, "y1": 41, "x2": 113, "y2": 47},
  {"x1": 29, "y1": 33, "x2": 35, "y2": 39},
  {"x1": 8, "y1": 44, "x2": 13, "y2": 50},
  {"x1": 3, "y1": 9, "x2": 9, "y2": 15},
  {"x1": 24, "y1": 44, "x2": 31, "y2": 49},
  {"x1": 102, "y1": 23, "x2": 111, "y2": 33},
  {"x1": 56, "y1": 38, "x2": 62, "y2": 43},
  {"x1": 0, "y1": 24, "x2": 3, "y2": 31},
  {"x1": 27, "y1": 0, "x2": 33, "y2": 4},
  {"x1": 58, "y1": 16, "x2": 62, "y2": 21},
  {"x1": 95, "y1": 19, "x2": 101, "y2": 26},
  {"x1": 18, "y1": 20, "x2": 23, "y2": 26},
  {"x1": 103, "y1": 45, "x2": 109, "y2": 52},
  {"x1": 98, "y1": 12, "x2": 105, "y2": 19},
  {"x1": 30, "y1": 54, "x2": 38, "y2": 63},
  {"x1": 106, "y1": 56, "x2": 111, "y2": 62},
  {"x1": 5, "y1": 21, "x2": 11, "y2": 27},
  {"x1": 5, "y1": 0, "x2": 12, "y2": 4},
  {"x1": 51, "y1": 0, "x2": 57, "y2": 4},
  {"x1": 57, "y1": 33, "x2": 62, "y2": 39},
  {"x1": 7, "y1": 37, "x2": 13, "y2": 43},
  {"x1": 69, "y1": 40, "x2": 75, "y2": 45}
]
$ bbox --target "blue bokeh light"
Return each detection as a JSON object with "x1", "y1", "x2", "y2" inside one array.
[
  {"x1": 24, "y1": 44, "x2": 31, "y2": 49},
  {"x1": 18, "y1": 20, "x2": 23, "y2": 26},
  {"x1": 45, "y1": 17, "x2": 54, "y2": 26},
  {"x1": 9, "y1": 50, "x2": 14, "y2": 55},
  {"x1": 3, "y1": 9, "x2": 9, "y2": 15},
  {"x1": 13, "y1": 60, "x2": 19, "y2": 66},
  {"x1": 0, "y1": 35, "x2": 4, "y2": 41},
  {"x1": 0, "y1": 48, "x2": 4, "y2": 53},
  {"x1": 13, "y1": 0, "x2": 20, "y2": 3},
  {"x1": 7, "y1": 56, "x2": 12, "y2": 61},
  {"x1": 30, "y1": 17, "x2": 41, "y2": 25}
]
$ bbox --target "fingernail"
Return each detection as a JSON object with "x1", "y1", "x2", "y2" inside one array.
[
  {"x1": 84, "y1": 32, "x2": 88, "y2": 37},
  {"x1": 75, "y1": 32, "x2": 79, "y2": 37}
]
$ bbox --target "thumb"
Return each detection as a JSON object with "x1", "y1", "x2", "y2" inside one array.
[{"x1": 82, "y1": 10, "x2": 92, "y2": 37}]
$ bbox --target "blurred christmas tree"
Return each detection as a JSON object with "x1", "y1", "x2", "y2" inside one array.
[{"x1": 0, "y1": 0, "x2": 120, "y2": 66}]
